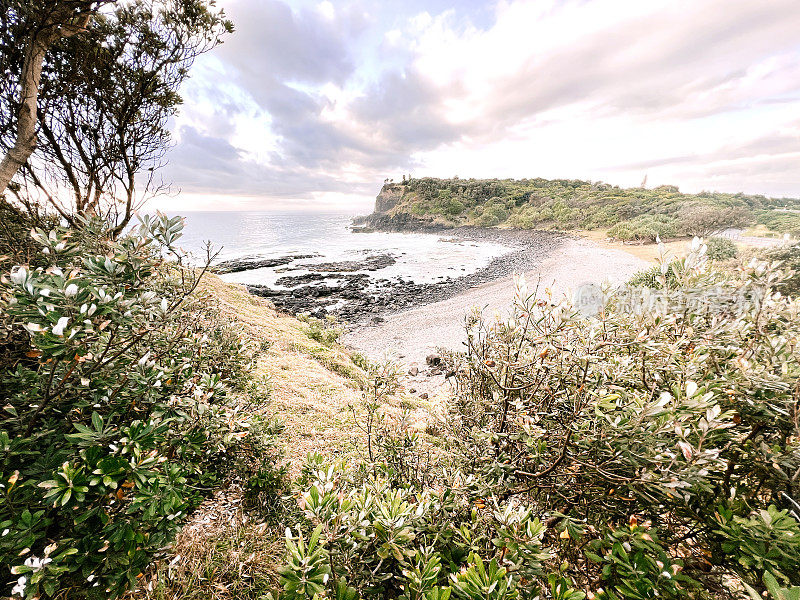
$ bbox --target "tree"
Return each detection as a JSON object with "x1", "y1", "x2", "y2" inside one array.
[
  {"x1": 0, "y1": 0, "x2": 232, "y2": 231},
  {"x1": 677, "y1": 203, "x2": 751, "y2": 237},
  {"x1": 0, "y1": 1, "x2": 108, "y2": 196}
]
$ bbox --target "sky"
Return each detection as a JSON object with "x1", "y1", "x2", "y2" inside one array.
[{"x1": 158, "y1": 0, "x2": 800, "y2": 213}]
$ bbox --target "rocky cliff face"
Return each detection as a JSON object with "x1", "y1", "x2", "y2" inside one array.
[{"x1": 374, "y1": 183, "x2": 406, "y2": 213}]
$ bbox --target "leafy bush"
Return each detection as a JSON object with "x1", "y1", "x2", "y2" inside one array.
[
  {"x1": 756, "y1": 210, "x2": 800, "y2": 237},
  {"x1": 762, "y1": 243, "x2": 800, "y2": 297},
  {"x1": 705, "y1": 236, "x2": 738, "y2": 260},
  {"x1": 271, "y1": 240, "x2": 800, "y2": 599},
  {"x1": 627, "y1": 262, "x2": 680, "y2": 288},
  {"x1": 475, "y1": 203, "x2": 509, "y2": 227},
  {"x1": 272, "y1": 459, "x2": 563, "y2": 600},
  {"x1": 445, "y1": 199, "x2": 466, "y2": 216},
  {"x1": 299, "y1": 314, "x2": 344, "y2": 347},
  {"x1": 677, "y1": 204, "x2": 750, "y2": 237},
  {"x1": 447, "y1": 242, "x2": 799, "y2": 595},
  {"x1": 0, "y1": 215, "x2": 269, "y2": 598},
  {"x1": 608, "y1": 214, "x2": 678, "y2": 241}
]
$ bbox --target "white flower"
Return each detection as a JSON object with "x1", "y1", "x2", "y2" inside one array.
[
  {"x1": 23, "y1": 555, "x2": 51, "y2": 570},
  {"x1": 160, "y1": 298, "x2": 168, "y2": 313},
  {"x1": 39, "y1": 288, "x2": 50, "y2": 297},
  {"x1": 9, "y1": 267, "x2": 27, "y2": 285},
  {"x1": 12, "y1": 575, "x2": 26, "y2": 596},
  {"x1": 64, "y1": 284, "x2": 79, "y2": 297},
  {"x1": 23, "y1": 322, "x2": 44, "y2": 334},
  {"x1": 51, "y1": 316, "x2": 70, "y2": 336}
]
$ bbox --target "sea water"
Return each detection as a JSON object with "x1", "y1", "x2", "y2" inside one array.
[{"x1": 175, "y1": 211, "x2": 513, "y2": 288}]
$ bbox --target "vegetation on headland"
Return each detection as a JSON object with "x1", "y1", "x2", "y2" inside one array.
[{"x1": 371, "y1": 177, "x2": 800, "y2": 240}]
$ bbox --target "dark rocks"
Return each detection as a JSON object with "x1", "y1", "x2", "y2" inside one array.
[
  {"x1": 298, "y1": 253, "x2": 396, "y2": 273},
  {"x1": 275, "y1": 273, "x2": 325, "y2": 286},
  {"x1": 214, "y1": 254, "x2": 317, "y2": 274},
  {"x1": 426, "y1": 354, "x2": 441, "y2": 367},
  {"x1": 408, "y1": 366, "x2": 419, "y2": 376},
  {"x1": 237, "y1": 225, "x2": 567, "y2": 326},
  {"x1": 419, "y1": 393, "x2": 429, "y2": 400}
]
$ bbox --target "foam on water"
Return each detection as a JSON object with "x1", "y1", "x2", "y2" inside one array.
[{"x1": 176, "y1": 211, "x2": 513, "y2": 287}]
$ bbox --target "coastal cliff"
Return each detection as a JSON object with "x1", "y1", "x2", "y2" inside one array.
[
  {"x1": 374, "y1": 182, "x2": 406, "y2": 213},
  {"x1": 360, "y1": 176, "x2": 800, "y2": 239}
]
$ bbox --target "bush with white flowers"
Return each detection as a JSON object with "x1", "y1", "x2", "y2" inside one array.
[
  {"x1": 270, "y1": 240, "x2": 800, "y2": 600},
  {"x1": 0, "y1": 215, "x2": 259, "y2": 598}
]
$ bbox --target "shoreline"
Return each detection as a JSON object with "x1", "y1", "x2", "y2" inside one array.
[
  {"x1": 243, "y1": 226, "x2": 571, "y2": 324},
  {"x1": 342, "y1": 232, "x2": 651, "y2": 395}
]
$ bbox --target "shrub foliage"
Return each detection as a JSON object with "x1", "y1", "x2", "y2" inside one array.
[
  {"x1": 269, "y1": 240, "x2": 800, "y2": 600},
  {"x1": 0, "y1": 215, "x2": 265, "y2": 598},
  {"x1": 704, "y1": 237, "x2": 738, "y2": 261}
]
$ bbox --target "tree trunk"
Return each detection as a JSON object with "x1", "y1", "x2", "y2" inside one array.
[
  {"x1": 0, "y1": 11, "x2": 91, "y2": 196},
  {"x1": 0, "y1": 35, "x2": 48, "y2": 194}
]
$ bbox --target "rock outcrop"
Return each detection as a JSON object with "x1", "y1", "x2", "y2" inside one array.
[{"x1": 374, "y1": 183, "x2": 406, "y2": 213}]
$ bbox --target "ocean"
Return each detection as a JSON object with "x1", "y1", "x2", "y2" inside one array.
[{"x1": 175, "y1": 211, "x2": 514, "y2": 289}]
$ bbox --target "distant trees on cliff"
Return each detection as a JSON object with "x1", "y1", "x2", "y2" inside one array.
[{"x1": 388, "y1": 176, "x2": 800, "y2": 238}]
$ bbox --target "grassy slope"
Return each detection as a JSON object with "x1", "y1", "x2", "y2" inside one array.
[
  {"x1": 134, "y1": 274, "x2": 439, "y2": 599},
  {"x1": 132, "y1": 275, "x2": 372, "y2": 599},
  {"x1": 379, "y1": 177, "x2": 800, "y2": 235},
  {"x1": 202, "y1": 273, "x2": 366, "y2": 468}
]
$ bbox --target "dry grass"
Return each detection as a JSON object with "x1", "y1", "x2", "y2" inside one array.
[
  {"x1": 134, "y1": 485, "x2": 284, "y2": 600},
  {"x1": 574, "y1": 229, "x2": 692, "y2": 262},
  {"x1": 200, "y1": 274, "x2": 367, "y2": 471}
]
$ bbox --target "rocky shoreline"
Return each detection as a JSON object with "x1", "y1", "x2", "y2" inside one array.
[{"x1": 222, "y1": 225, "x2": 568, "y2": 324}]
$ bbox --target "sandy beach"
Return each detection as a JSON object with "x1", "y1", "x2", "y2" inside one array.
[{"x1": 342, "y1": 236, "x2": 649, "y2": 388}]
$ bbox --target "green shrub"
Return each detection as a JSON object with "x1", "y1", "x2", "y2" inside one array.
[
  {"x1": 0, "y1": 215, "x2": 268, "y2": 598},
  {"x1": 475, "y1": 204, "x2": 508, "y2": 227},
  {"x1": 676, "y1": 204, "x2": 750, "y2": 237},
  {"x1": 762, "y1": 243, "x2": 800, "y2": 296},
  {"x1": 269, "y1": 242, "x2": 800, "y2": 598},
  {"x1": 449, "y1": 243, "x2": 800, "y2": 594},
  {"x1": 272, "y1": 460, "x2": 556, "y2": 600},
  {"x1": 705, "y1": 236, "x2": 738, "y2": 260},
  {"x1": 627, "y1": 259, "x2": 685, "y2": 288},
  {"x1": 756, "y1": 210, "x2": 800, "y2": 237},
  {"x1": 608, "y1": 214, "x2": 678, "y2": 242},
  {"x1": 586, "y1": 526, "x2": 696, "y2": 599},
  {"x1": 445, "y1": 199, "x2": 466, "y2": 216},
  {"x1": 299, "y1": 314, "x2": 344, "y2": 346}
]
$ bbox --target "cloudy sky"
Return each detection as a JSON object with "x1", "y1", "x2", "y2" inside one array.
[{"x1": 160, "y1": 0, "x2": 800, "y2": 212}]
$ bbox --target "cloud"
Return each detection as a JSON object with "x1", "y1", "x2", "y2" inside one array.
[
  {"x1": 158, "y1": 0, "x2": 800, "y2": 209},
  {"x1": 167, "y1": 126, "x2": 373, "y2": 199}
]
